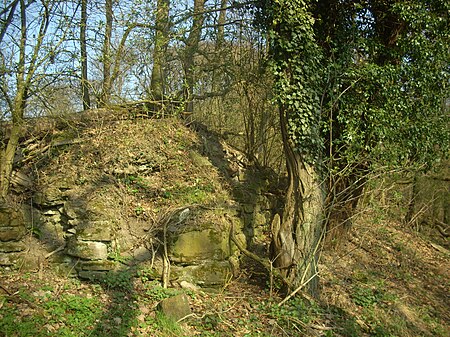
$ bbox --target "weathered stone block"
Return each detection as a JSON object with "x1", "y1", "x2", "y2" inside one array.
[
  {"x1": 0, "y1": 241, "x2": 26, "y2": 252},
  {"x1": 0, "y1": 226, "x2": 26, "y2": 242},
  {"x1": 33, "y1": 187, "x2": 64, "y2": 207},
  {"x1": 171, "y1": 261, "x2": 232, "y2": 287},
  {"x1": 63, "y1": 201, "x2": 81, "y2": 220},
  {"x1": 170, "y1": 229, "x2": 229, "y2": 264},
  {"x1": 78, "y1": 270, "x2": 108, "y2": 280},
  {"x1": 157, "y1": 294, "x2": 191, "y2": 321},
  {"x1": 22, "y1": 204, "x2": 43, "y2": 229},
  {"x1": 76, "y1": 260, "x2": 116, "y2": 271},
  {"x1": 77, "y1": 221, "x2": 112, "y2": 241},
  {"x1": 66, "y1": 239, "x2": 108, "y2": 260},
  {"x1": 0, "y1": 212, "x2": 9, "y2": 227},
  {"x1": 0, "y1": 208, "x2": 23, "y2": 228}
]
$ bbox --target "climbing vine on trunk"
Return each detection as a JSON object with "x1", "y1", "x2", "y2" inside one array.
[{"x1": 267, "y1": 0, "x2": 325, "y2": 296}]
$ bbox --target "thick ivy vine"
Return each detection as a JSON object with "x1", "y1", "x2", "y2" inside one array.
[{"x1": 268, "y1": 0, "x2": 324, "y2": 165}]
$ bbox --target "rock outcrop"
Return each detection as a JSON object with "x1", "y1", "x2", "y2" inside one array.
[
  {"x1": 0, "y1": 115, "x2": 279, "y2": 288},
  {"x1": 0, "y1": 205, "x2": 26, "y2": 265}
]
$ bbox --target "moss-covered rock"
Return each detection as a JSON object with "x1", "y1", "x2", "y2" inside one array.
[
  {"x1": 76, "y1": 260, "x2": 117, "y2": 271},
  {"x1": 171, "y1": 261, "x2": 232, "y2": 287},
  {"x1": 0, "y1": 226, "x2": 26, "y2": 242},
  {"x1": 77, "y1": 221, "x2": 112, "y2": 242},
  {"x1": 0, "y1": 207, "x2": 24, "y2": 227},
  {"x1": 157, "y1": 294, "x2": 191, "y2": 321},
  {"x1": 170, "y1": 228, "x2": 230, "y2": 264},
  {"x1": 66, "y1": 238, "x2": 108, "y2": 260}
]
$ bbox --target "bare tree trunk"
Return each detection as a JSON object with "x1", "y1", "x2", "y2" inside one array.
[
  {"x1": 183, "y1": 0, "x2": 205, "y2": 113},
  {"x1": 217, "y1": 0, "x2": 227, "y2": 48},
  {"x1": 404, "y1": 175, "x2": 419, "y2": 225},
  {"x1": 0, "y1": 0, "x2": 19, "y2": 44},
  {"x1": 1, "y1": 0, "x2": 51, "y2": 199},
  {"x1": 149, "y1": 0, "x2": 170, "y2": 102},
  {"x1": 271, "y1": 108, "x2": 325, "y2": 296},
  {"x1": 1, "y1": 118, "x2": 22, "y2": 199},
  {"x1": 99, "y1": 0, "x2": 112, "y2": 107},
  {"x1": 0, "y1": 0, "x2": 27, "y2": 200},
  {"x1": 80, "y1": 0, "x2": 90, "y2": 110}
]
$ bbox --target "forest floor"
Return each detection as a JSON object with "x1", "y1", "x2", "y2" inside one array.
[
  {"x1": 0, "y1": 215, "x2": 450, "y2": 337},
  {"x1": 0, "y1": 215, "x2": 448, "y2": 337},
  {"x1": 0, "y1": 116, "x2": 448, "y2": 337}
]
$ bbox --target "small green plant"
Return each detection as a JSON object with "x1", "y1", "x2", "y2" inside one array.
[
  {"x1": 256, "y1": 297, "x2": 320, "y2": 335},
  {"x1": 145, "y1": 311, "x2": 183, "y2": 335},
  {"x1": 352, "y1": 286, "x2": 381, "y2": 308},
  {"x1": 100, "y1": 270, "x2": 134, "y2": 291},
  {"x1": 122, "y1": 175, "x2": 153, "y2": 196},
  {"x1": 202, "y1": 313, "x2": 221, "y2": 330},
  {"x1": 45, "y1": 294, "x2": 102, "y2": 335},
  {"x1": 0, "y1": 292, "x2": 102, "y2": 337},
  {"x1": 0, "y1": 306, "x2": 45, "y2": 336},
  {"x1": 144, "y1": 280, "x2": 178, "y2": 301},
  {"x1": 134, "y1": 205, "x2": 145, "y2": 216},
  {"x1": 108, "y1": 247, "x2": 132, "y2": 264},
  {"x1": 330, "y1": 307, "x2": 362, "y2": 337}
]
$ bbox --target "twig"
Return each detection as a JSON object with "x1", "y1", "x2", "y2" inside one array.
[
  {"x1": 278, "y1": 273, "x2": 318, "y2": 307},
  {"x1": 159, "y1": 205, "x2": 197, "y2": 288},
  {"x1": 44, "y1": 244, "x2": 66, "y2": 259},
  {"x1": 176, "y1": 312, "x2": 207, "y2": 323},
  {"x1": 162, "y1": 222, "x2": 170, "y2": 289},
  {"x1": 0, "y1": 284, "x2": 13, "y2": 296}
]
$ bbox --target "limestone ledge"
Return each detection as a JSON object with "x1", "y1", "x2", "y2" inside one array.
[
  {"x1": 171, "y1": 260, "x2": 232, "y2": 287},
  {"x1": 0, "y1": 226, "x2": 26, "y2": 242},
  {"x1": 76, "y1": 260, "x2": 117, "y2": 271},
  {"x1": 66, "y1": 238, "x2": 108, "y2": 260}
]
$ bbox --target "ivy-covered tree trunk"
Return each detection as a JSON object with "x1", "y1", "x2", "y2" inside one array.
[
  {"x1": 268, "y1": 0, "x2": 325, "y2": 296},
  {"x1": 313, "y1": 0, "x2": 449, "y2": 245},
  {"x1": 272, "y1": 108, "x2": 324, "y2": 296}
]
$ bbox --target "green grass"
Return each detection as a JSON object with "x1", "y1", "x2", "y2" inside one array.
[
  {"x1": 0, "y1": 293, "x2": 102, "y2": 337},
  {"x1": 145, "y1": 311, "x2": 183, "y2": 336}
]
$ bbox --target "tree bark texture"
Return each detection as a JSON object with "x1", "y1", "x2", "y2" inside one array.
[
  {"x1": 80, "y1": 0, "x2": 90, "y2": 110},
  {"x1": 183, "y1": 0, "x2": 205, "y2": 113},
  {"x1": 271, "y1": 107, "x2": 325, "y2": 296},
  {"x1": 0, "y1": 0, "x2": 27, "y2": 199},
  {"x1": 99, "y1": 0, "x2": 112, "y2": 107},
  {"x1": 217, "y1": 0, "x2": 227, "y2": 48},
  {"x1": 149, "y1": 0, "x2": 170, "y2": 102}
]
